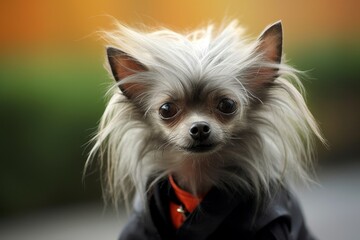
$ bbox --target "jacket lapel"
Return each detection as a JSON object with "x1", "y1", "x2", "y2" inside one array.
[
  {"x1": 177, "y1": 188, "x2": 246, "y2": 240},
  {"x1": 150, "y1": 178, "x2": 255, "y2": 240}
]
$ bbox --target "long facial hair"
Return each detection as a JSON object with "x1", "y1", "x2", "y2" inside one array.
[{"x1": 86, "y1": 20, "x2": 325, "y2": 210}]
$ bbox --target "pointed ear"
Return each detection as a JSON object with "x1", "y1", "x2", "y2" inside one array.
[
  {"x1": 246, "y1": 21, "x2": 283, "y2": 94},
  {"x1": 257, "y1": 21, "x2": 283, "y2": 64},
  {"x1": 107, "y1": 47, "x2": 148, "y2": 99}
]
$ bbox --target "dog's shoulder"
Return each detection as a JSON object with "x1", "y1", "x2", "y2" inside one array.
[{"x1": 253, "y1": 189, "x2": 316, "y2": 240}]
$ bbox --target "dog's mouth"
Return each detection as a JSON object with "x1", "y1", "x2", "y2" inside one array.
[{"x1": 181, "y1": 143, "x2": 218, "y2": 153}]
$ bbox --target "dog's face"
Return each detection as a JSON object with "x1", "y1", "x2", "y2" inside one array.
[
  {"x1": 106, "y1": 22, "x2": 282, "y2": 155},
  {"x1": 152, "y1": 88, "x2": 241, "y2": 154}
]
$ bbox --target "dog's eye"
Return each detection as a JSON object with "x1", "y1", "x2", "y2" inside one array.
[
  {"x1": 159, "y1": 103, "x2": 179, "y2": 119},
  {"x1": 217, "y1": 98, "x2": 237, "y2": 114}
]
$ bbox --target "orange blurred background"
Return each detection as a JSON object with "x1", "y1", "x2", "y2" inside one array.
[{"x1": 1, "y1": 0, "x2": 359, "y2": 48}]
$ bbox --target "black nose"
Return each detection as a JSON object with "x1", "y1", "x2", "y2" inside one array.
[{"x1": 189, "y1": 121, "x2": 211, "y2": 141}]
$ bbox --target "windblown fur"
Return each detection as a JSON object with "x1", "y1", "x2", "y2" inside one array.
[{"x1": 86, "y1": 20, "x2": 324, "y2": 210}]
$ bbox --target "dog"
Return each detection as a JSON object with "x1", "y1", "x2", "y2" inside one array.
[{"x1": 87, "y1": 20, "x2": 325, "y2": 239}]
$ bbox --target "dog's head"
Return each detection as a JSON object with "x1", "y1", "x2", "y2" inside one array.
[
  {"x1": 87, "y1": 20, "x2": 325, "y2": 207},
  {"x1": 106, "y1": 22, "x2": 282, "y2": 156}
]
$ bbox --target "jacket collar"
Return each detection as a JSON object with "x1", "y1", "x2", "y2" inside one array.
[{"x1": 149, "y1": 178, "x2": 264, "y2": 240}]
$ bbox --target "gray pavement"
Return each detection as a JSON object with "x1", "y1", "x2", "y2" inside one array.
[{"x1": 298, "y1": 164, "x2": 360, "y2": 240}]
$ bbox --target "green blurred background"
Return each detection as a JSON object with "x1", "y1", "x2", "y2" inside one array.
[{"x1": 0, "y1": 0, "x2": 359, "y2": 219}]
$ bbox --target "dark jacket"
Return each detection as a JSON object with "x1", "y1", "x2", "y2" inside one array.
[{"x1": 119, "y1": 178, "x2": 315, "y2": 240}]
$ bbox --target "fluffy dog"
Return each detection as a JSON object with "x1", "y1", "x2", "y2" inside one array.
[{"x1": 87, "y1": 20, "x2": 324, "y2": 240}]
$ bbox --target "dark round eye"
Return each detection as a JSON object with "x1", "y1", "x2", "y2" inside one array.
[
  {"x1": 217, "y1": 98, "x2": 237, "y2": 114},
  {"x1": 159, "y1": 102, "x2": 179, "y2": 119}
]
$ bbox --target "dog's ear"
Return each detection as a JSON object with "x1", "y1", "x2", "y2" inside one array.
[
  {"x1": 107, "y1": 47, "x2": 148, "y2": 99},
  {"x1": 246, "y1": 21, "x2": 283, "y2": 95},
  {"x1": 257, "y1": 21, "x2": 282, "y2": 64}
]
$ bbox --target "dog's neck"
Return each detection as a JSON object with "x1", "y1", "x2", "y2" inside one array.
[{"x1": 171, "y1": 156, "x2": 216, "y2": 197}]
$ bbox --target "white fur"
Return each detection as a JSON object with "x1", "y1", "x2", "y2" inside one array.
[{"x1": 86, "y1": 20, "x2": 325, "y2": 210}]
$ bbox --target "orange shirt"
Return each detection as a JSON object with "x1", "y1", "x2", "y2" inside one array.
[{"x1": 169, "y1": 176, "x2": 204, "y2": 229}]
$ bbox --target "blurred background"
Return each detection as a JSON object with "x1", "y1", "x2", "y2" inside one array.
[{"x1": 0, "y1": 0, "x2": 359, "y2": 239}]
